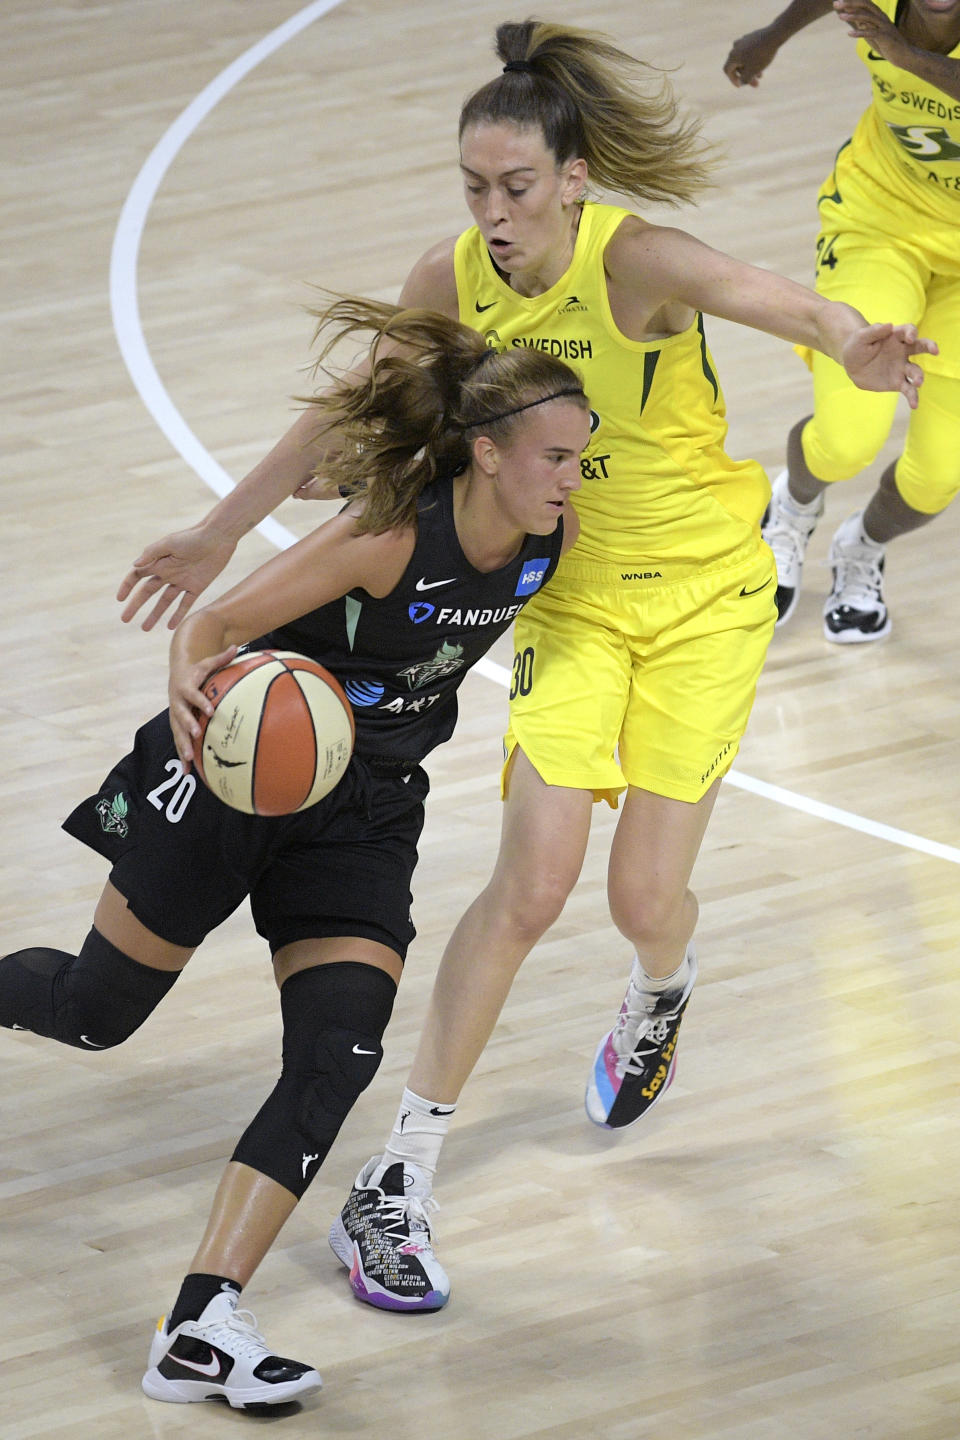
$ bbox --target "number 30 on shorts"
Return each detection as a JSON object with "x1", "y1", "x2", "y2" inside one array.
[{"x1": 510, "y1": 646, "x2": 534, "y2": 700}]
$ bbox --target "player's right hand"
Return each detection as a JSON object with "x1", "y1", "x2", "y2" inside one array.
[
  {"x1": 168, "y1": 643, "x2": 238, "y2": 769},
  {"x1": 117, "y1": 524, "x2": 238, "y2": 631},
  {"x1": 723, "y1": 28, "x2": 781, "y2": 87}
]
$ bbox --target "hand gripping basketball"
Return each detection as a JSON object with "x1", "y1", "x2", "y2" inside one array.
[{"x1": 194, "y1": 650, "x2": 355, "y2": 815}]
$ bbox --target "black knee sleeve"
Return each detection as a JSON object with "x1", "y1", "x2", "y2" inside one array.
[
  {"x1": 232, "y1": 962, "x2": 397, "y2": 1198},
  {"x1": 0, "y1": 929, "x2": 179, "y2": 1050}
]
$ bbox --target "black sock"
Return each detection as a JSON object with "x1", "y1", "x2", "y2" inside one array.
[{"x1": 168, "y1": 1272, "x2": 242, "y2": 1332}]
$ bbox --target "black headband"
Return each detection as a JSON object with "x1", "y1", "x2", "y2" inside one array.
[
  {"x1": 502, "y1": 59, "x2": 535, "y2": 74},
  {"x1": 461, "y1": 387, "x2": 585, "y2": 430}
]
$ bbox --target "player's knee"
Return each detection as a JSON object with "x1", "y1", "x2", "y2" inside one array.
[
  {"x1": 609, "y1": 882, "x2": 694, "y2": 952},
  {"x1": 802, "y1": 413, "x2": 887, "y2": 483},
  {"x1": 232, "y1": 962, "x2": 397, "y2": 1199},
  {"x1": 893, "y1": 454, "x2": 960, "y2": 516},
  {"x1": 494, "y1": 864, "x2": 574, "y2": 943},
  {"x1": 0, "y1": 930, "x2": 178, "y2": 1050}
]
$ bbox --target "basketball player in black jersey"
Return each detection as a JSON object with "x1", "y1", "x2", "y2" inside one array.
[{"x1": 0, "y1": 297, "x2": 589, "y2": 1410}]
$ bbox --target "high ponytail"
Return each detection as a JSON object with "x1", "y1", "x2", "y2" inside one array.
[{"x1": 459, "y1": 20, "x2": 713, "y2": 208}]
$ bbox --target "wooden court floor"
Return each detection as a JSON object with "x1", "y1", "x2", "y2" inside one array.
[{"x1": 2, "y1": 2, "x2": 959, "y2": 1436}]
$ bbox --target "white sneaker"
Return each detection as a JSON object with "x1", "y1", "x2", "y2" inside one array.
[
  {"x1": 824, "y1": 511, "x2": 891, "y2": 643},
  {"x1": 761, "y1": 469, "x2": 825, "y2": 626},
  {"x1": 141, "y1": 1289, "x2": 321, "y2": 1409},
  {"x1": 329, "y1": 1156, "x2": 450, "y2": 1311}
]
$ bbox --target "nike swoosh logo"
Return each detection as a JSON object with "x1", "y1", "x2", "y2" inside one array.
[
  {"x1": 415, "y1": 576, "x2": 457, "y2": 592},
  {"x1": 475, "y1": 299, "x2": 497, "y2": 312},
  {"x1": 11, "y1": 1023, "x2": 28, "y2": 1031},
  {"x1": 210, "y1": 754, "x2": 246, "y2": 768},
  {"x1": 740, "y1": 578, "x2": 773, "y2": 598},
  {"x1": 352, "y1": 1044, "x2": 377, "y2": 1055},
  {"x1": 172, "y1": 1349, "x2": 223, "y2": 1377},
  {"x1": 80, "y1": 1035, "x2": 108, "y2": 1047},
  {"x1": 429, "y1": 1106, "x2": 456, "y2": 1117}
]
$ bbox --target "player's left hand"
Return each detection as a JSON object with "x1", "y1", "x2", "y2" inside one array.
[
  {"x1": 841, "y1": 323, "x2": 938, "y2": 409},
  {"x1": 833, "y1": 0, "x2": 910, "y2": 64}
]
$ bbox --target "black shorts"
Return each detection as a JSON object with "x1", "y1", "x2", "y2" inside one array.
[{"x1": 62, "y1": 710, "x2": 429, "y2": 956}]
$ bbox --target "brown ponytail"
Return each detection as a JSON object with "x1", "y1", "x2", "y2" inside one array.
[
  {"x1": 301, "y1": 295, "x2": 588, "y2": 533},
  {"x1": 459, "y1": 20, "x2": 713, "y2": 208}
]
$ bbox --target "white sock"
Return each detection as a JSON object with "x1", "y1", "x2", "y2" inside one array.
[
  {"x1": 381, "y1": 1087, "x2": 456, "y2": 1182},
  {"x1": 634, "y1": 944, "x2": 693, "y2": 994}
]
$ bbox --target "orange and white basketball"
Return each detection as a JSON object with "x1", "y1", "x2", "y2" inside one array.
[{"x1": 194, "y1": 650, "x2": 355, "y2": 816}]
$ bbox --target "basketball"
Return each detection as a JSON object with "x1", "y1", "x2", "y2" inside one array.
[{"x1": 193, "y1": 650, "x2": 355, "y2": 816}]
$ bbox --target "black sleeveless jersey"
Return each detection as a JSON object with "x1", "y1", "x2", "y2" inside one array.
[{"x1": 259, "y1": 477, "x2": 564, "y2": 772}]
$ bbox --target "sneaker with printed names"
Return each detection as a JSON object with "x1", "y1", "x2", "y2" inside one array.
[
  {"x1": 329, "y1": 1156, "x2": 450, "y2": 1311},
  {"x1": 141, "y1": 1288, "x2": 321, "y2": 1409},
  {"x1": 585, "y1": 949, "x2": 698, "y2": 1129}
]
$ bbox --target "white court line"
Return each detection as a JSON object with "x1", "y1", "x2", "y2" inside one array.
[
  {"x1": 108, "y1": 6, "x2": 960, "y2": 870},
  {"x1": 110, "y1": 0, "x2": 344, "y2": 553},
  {"x1": 473, "y1": 658, "x2": 960, "y2": 865}
]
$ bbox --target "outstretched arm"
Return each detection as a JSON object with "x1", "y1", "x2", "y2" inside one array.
[
  {"x1": 607, "y1": 222, "x2": 937, "y2": 408},
  {"x1": 723, "y1": 0, "x2": 833, "y2": 87},
  {"x1": 117, "y1": 406, "x2": 336, "y2": 631},
  {"x1": 118, "y1": 239, "x2": 460, "y2": 632}
]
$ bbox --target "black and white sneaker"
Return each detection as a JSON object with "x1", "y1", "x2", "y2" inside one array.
[
  {"x1": 141, "y1": 1289, "x2": 321, "y2": 1409},
  {"x1": 329, "y1": 1157, "x2": 450, "y2": 1311},
  {"x1": 824, "y1": 511, "x2": 891, "y2": 643},
  {"x1": 761, "y1": 468, "x2": 824, "y2": 626},
  {"x1": 585, "y1": 950, "x2": 697, "y2": 1129}
]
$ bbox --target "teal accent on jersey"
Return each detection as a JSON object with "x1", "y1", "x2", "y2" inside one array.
[{"x1": 345, "y1": 594, "x2": 362, "y2": 652}]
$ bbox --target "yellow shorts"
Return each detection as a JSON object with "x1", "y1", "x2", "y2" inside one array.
[
  {"x1": 502, "y1": 541, "x2": 777, "y2": 807},
  {"x1": 793, "y1": 147, "x2": 960, "y2": 507},
  {"x1": 807, "y1": 141, "x2": 960, "y2": 383}
]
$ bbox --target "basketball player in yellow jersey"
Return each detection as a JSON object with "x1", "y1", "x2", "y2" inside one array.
[
  {"x1": 118, "y1": 21, "x2": 935, "y2": 1309},
  {"x1": 727, "y1": 0, "x2": 960, "y2": 641}
]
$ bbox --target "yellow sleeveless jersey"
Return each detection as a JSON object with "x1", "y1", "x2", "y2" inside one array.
[
  {"x1": 454, "y1": 203, "x2": 768, "y2": 571},
  {"x1": 849, "y1": 0, "x2": 960, "y2": 220}
]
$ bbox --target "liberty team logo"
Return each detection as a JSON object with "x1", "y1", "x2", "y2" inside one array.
[
  {"x1": 398, "y1": 640, "x2": 465, "y2": 690},
  {"x1": 96, "y1": 791, "x2": 129, "y2": 838}
]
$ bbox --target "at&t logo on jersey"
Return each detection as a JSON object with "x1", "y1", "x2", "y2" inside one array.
[
  {"x1": 345, "y1": 678, "x2": 386, "y2": 708},
  {"x1": 515, "y1": 559, "x2": 550, "y2": 597}
]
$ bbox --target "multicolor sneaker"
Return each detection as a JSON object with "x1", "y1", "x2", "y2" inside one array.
[
  {"x1": 329, "y1": 1157, "x2": 450, "y2": 1312},
  {"x1": 761, "y1": 468, "x2": 824, "y2": 626},
  {"x1": 141, "y1": 1289, "x2": 321, "y2": 1409},
  {"x1": 585, "y1": 949, "x2": 698, "y2": 1129},
  {"x1": 823, "y1": 511, "x2": 891, "y2": 643}
]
